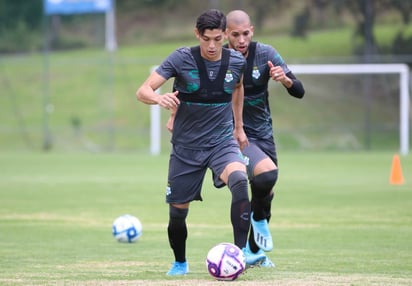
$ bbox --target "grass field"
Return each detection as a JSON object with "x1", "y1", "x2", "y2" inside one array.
[{"x1": 0, "y1": 151, "x2": 411, "y2": 285}]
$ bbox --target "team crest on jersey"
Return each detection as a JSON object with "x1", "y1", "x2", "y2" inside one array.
[
  {"x1": 225, "y1": 70, "x2": 234, "y2": 83},
  {"x1": 252, "y1": 66, "x2": 261, "y2": 79}
]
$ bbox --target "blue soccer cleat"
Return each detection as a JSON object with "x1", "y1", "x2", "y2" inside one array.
[
  {"x1": 243, "y1": 243, "x2": 275, "y2": 268},
  {"x1": 260, "y1": 256, "x2": 276, "y2": 268},
  {"x1": 166, "y1": 261, "x2": 189, "y2": 276},
  {"x1": 242, "y1": 244, "x2": 266, "y2": 267},
  {"x1": 250, "y1": 212, "x2": 273, "y2": 251}
]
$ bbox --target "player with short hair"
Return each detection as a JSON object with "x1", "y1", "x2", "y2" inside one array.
[
  {"x1": 225, "y1": 10, "x2": 305, "y2": 267},
  {"x1": 136, "y1": 9, "x2": 250, "y2": 276}
]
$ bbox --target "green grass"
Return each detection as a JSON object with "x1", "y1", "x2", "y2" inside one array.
[{"x1": 1, "y1": 151, "x2": 411, "y2": 285}]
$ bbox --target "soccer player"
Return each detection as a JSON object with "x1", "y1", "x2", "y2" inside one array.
[
  {"x1": 136, "y1": 9, "x2": 250, "y2": 276},
  {"x1": 225, "y1": 10, "x2": 305, "y2": 267}
]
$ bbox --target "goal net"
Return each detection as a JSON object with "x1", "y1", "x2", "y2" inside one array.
[{"x1": 274, "y1": 64, "x2": 410, "y2": 155}]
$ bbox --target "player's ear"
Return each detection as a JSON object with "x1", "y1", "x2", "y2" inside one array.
[
  {"x1": 223, "y1": 30, "x2": 228, "y2": 39},
  {"x1": 194, "y1": 28, "x2": 200, "y2": 39},
  {"x1": 250, "y1": 25, "x2": 255, "y2": 37}
]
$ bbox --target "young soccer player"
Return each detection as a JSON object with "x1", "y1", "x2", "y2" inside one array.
[{"x1": 136, "y1": 9, "x2": 250, "y2": 275}]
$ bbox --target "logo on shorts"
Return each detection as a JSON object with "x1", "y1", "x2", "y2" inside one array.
[
  {"x1": 243, "y1": 155, "x2": 250, "y2": 166},
  {"x1": 166, "y1": 184, "x2": 171, "y2": 196}
]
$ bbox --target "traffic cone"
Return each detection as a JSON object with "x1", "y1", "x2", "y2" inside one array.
[{"x1": 389, "y1": 154, "x2": 404, "y2": 185}]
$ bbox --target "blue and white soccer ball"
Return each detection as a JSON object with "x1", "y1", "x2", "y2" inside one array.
[
  {"x1": 206, "y1": 242, "x2": 246, "y2": 281},
  {"x1": 112, "y1": 214, "x2": 142, "y2": 243}
]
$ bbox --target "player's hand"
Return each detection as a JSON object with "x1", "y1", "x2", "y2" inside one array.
[
  {"x1": 158, "y1": 90, "x2": 179, "y2": 110},
  {"x1": 166, "y1": 110, "x2": 176, "y2": 133},
  {"x1": 268, "y1": 61, "x2": 285, "y2": 82},
  {"x1": 234, "y1": 128, "x2": 249, "y2": 151}
]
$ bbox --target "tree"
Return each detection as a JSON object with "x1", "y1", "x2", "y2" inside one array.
[
  {"x1": 293, "y1": 0, "x2": 412, "y2": 57},
  {"x1": 0, "y1": 0, "x2": 43, "y2": 52}
]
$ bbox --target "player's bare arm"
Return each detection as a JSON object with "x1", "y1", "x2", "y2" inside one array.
[
  {"x1": 136, "y1": 71, "x2": 180, "y2": 109},
  {"x1": 232, "y1": 77, "x2": 249, "y2": 150}
]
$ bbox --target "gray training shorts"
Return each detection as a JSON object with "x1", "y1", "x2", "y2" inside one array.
[
  {"x1": 241, "y1": 138, "x2": 278, "y2": 178},
  {"x1": 165, "y1": 139, "x2": 245, "y2": 204}
]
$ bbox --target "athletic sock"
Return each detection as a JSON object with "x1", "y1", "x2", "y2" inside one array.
[
  {"x1": 231, "y1": 198, "x2": 250, "y2": 247},
  {"x1": 167, "y1": 206, "x2": 188, "y2": 262},
  {"x1": 228, "y1": 171, "x2": 250, "y2": 248}
]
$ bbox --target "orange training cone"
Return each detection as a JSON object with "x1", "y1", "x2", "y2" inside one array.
[{"x1": 390, "y1": 154, "x2": 404, "y2": 185}]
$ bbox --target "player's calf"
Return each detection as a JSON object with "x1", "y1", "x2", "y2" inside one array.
[{"x1": 250, "y1": 169, "x2": 277, "y2": 220}]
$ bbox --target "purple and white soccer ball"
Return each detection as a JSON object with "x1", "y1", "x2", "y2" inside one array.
[
  {"x1": 112, "y1": 214, "x2": 142, "y2": 243},
  {"x1": 206, "y1": 242, "x2": 246, "y2": 281}
]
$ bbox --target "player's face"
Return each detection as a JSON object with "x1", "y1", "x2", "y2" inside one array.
[
  {"x1": 226, "y1": 22, "x2": 254, "y2": 56},
  {"x1": 195, "y1": 28, "x2": 225, "y2": 61}
]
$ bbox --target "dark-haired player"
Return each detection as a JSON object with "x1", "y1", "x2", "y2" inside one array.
[{"x1": 136, "y1": 9, "x2": 250, "y2": 276}]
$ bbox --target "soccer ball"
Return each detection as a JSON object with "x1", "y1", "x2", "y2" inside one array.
[
  {"x1": 206, "y1": 242, "x2": 246, "y2": 281},
  {"x1": 112, "y1": 214, "x2": 142, "y2": 243}
]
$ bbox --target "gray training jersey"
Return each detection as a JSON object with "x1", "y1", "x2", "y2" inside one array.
[
  {"x1": 156, "y1": 46, "x2": 246, "y2": 149},
  {"x1": 243, "y1": 42, "x2": 290, "y2": 140}
]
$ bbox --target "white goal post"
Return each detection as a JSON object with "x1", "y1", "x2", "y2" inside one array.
[{"x1": 150, "y1": 64, "x2": 410, "y2": 155}]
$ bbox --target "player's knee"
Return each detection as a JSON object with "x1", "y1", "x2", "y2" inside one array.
[
  {"x1": 169, "y1": 205, "x2": 188, "y2": 226},
  {"x1": 227, "y1": 170, "x2": 249, "y2": 203},
  {"x1": 250, "y1": 169, "x2": 278, "y2": 197}
]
